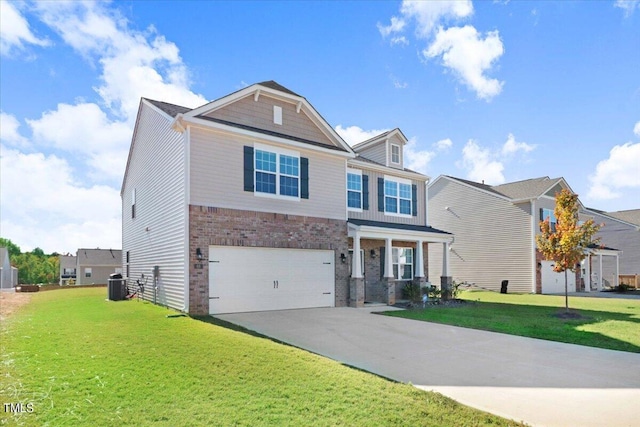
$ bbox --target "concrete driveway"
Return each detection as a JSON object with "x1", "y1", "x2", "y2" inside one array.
[{"x1": 216, "y1": 306, "x2": 640, "y2": 427}]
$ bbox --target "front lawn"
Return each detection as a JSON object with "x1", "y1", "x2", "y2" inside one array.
[
  {"x1": 386, "y1": 291, "x2": 640, "y2": 353},
  {"x1": 0, "y1": 288, "x2": 523, "y2": 426}
]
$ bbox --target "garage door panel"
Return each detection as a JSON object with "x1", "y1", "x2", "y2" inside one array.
[
  {"x1": 541, "y1": 261, "x2": 576, "y2": 294},
  {"x1": 209, "y1": 246, "x2": 335, "y2": 314}
]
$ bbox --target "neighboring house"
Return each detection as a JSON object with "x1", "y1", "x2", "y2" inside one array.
[
  {"x1": 122, "y1": 81, "x2": 451, "y2": 315},
  {"x1": 75, "y1": 249, "x2": 122, "y2": 285},
  {"x1": 0, "y1": 247, "x2": 19, "y2": 289},
  {"x1": 427, "y1": 175, "x2": 614, "y2": 294},
  {"x1": 59, "y1": 255, "x2": 77, "y2": 285},
  {"x1": 581, "y1": 208, "x2": 640, "y2": 288}
]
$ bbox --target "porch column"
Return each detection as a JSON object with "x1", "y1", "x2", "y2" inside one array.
[
  {"x1": 351, "y1": 233, "x2": 362, "y2": 278},
  {"x1": 584, "y1": 255, "x2": 591, "y2": 293},
  {"x1": 598, "y1": 253, "x2": 603, "y2": 291},
  {"x1": 384, "y1": 238, "x2": 393, "y2": 278},
  {"x1": 615, "y1": 254, "x2": 619, "y2": 289},
  {"x1": 441, "y1": 241, "x2": 452, "y2": 300},
  {"x1": 348, "y1": 232, "x2": 364, "y2": 308},
  {"x1": 414, "y1": 240, "x2": 424, "y2": 278}
]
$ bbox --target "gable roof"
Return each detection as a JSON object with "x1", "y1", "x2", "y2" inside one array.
[
  {"x1": 145, "y1": 98, "x2": 192, "y2": 118},
  {"x1": 491, "y1": 177, "x2": 566, "y2": 200},
  {"x1": 433, "y1": 175, "x2": 574, "y2": 203},
  {"x1": 349, "y1": 155, "x2": 427, "y2": 179},
  {"x1": 76, "y1": 249, "x2": 122, "y2": 266},
  {"x1": 606, "y1": 209, "x2": 640, "y2": 226},
  {"x1": 180, "y1": 81, "x2": 353, "y2": 154},
  {"x1": 351, "y1": 128, "x2": 408, "y2": 152}
]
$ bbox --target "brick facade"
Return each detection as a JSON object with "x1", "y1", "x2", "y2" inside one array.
[{"x1": 188, "y1": 205, "x2": 350, "y2": 315}]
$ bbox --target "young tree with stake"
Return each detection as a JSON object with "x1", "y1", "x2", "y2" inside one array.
[{"x1": 535, "y1": 189, "x2": 601, "y2": 312}]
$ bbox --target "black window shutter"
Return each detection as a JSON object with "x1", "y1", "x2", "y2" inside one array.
[
  {"x1": 411, "y1": 184, "x2": 418, "y2": 217},
  {"x1": 362, "y1": 175, "x2": 369, "y2": 210},
  {"x1": 243, "y1": 146, "x2": 254, "y2": 192},
  {"x1": 539, "y1": 208, "x2": 544, "y2": 222},
  {"x1": 379, "y1": 247, "x2": 385, "y2": 279},
  {"x1": 377, "y1": 178, "x2": 384, "y2": 212},
  {"x1": 300, "y1": 157, "x2": 309, "y2": 199}
]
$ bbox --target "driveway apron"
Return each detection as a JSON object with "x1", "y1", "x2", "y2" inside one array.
[{"x1": 216, "y1": 307, "x2": 640, "y2": 427}]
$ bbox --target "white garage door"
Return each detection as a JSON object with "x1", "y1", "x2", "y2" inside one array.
[
  {"x1": 541, "y1": 261, "x2": 576, "y2": 294},
  {"x1": 208, "y1": 246, "x2": 335, "y2": 314}
]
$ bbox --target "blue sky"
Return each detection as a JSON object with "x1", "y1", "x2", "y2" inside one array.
[{"x1": 1, "y1": 0, "x2": 639, "y2": 254}]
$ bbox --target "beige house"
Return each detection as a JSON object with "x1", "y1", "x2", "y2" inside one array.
[
  {"x1": 59, "y1": 255, "x2": 77, "y2": 285},
  {"x1": 75, "y1": 249, "x2": 122, "y2": 285},
  {"x1": 121, "y1": 81, "x2": 451, "y2": 315},
  {"x1": 427, "y1": 175, "x2": 619, "y2": 294}
]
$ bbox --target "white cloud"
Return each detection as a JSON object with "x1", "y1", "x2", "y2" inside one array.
[
  {"x1": 634, "y1": 120, "x2": 640, "y2": 137},
  {"x1": 425, "y1": 25, "x2": 504, "y2": 101},
  {"x1": 390, "y1": 74, "x2": 408, "y2": 89},
  {"x1": 588, "y1": 142, "x2": 640, "y2": 200},
  {"x1": 0, "y1": 147, "x2": 121, "y2": 253},
  {"x1": 615, "y1": 0, "x2": 640, "y2": 17},
  {"x1": 0, "y1": 1, "x2": 49, "y2": 57},
  {"x1": 390, "y1": 36, "x2": 409, "y2": 46},
  {"x1": 335, "y1": 125, "x2": 390, "y2": 146},
  {"x1": 404, "y1": 137, "x2": 436, "y2": 174},
  {"x1": 377, "y1": 16, "x2": 406, "y2": 38},
  {"x1": 35, "y1": 1, "x2": 206, "y2": 121},
  {"x1": 0, "y1": 112, "x2": 31, "y2": 149},
  {"x1": 501, "y1": 133, "x2": 535, "y2": 156},
  {"x1": 435, "y1": 138, "x2": 453, "y2": 151},
  {"x1": 400, "y1": 0, "x2": 474, "y2": 38},
  {"x1": 459, "y1": 139, "x2": 505, "y2": 184},
  {"x1": 27, "y1": 103, "x2": 132, "y2": 182}
]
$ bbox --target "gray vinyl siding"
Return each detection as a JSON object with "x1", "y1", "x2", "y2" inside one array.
[
  {"x1": 587, "y1": 210, "x2": 640, "y2": 277},
  {"x1": 204, "y1": 94, "x2": 338, "y2": 149},
  {"x1": 189, "y1": 127, "x2": 346, "y2": 220},
  {"x1": 347, "y1": 167, "x2": 426, "y2": 226},
  {"x1": 428, "y1": 178, "x2": 533, "y2": 293},
  {"x1": 357, "y1": 142, "x2": 387, "y2": 166},
  {"x1": 76, "y1": 266, "x2": 120, "y2": 285},
  {"x1": 122, "y1": 102, "x2": 187, "y2": 311}
]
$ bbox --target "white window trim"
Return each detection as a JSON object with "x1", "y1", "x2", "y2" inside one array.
[
  {"x1": 254, "y1": 143, "x2": 301, "y2": 201},
  {"x1": 85, "y1": 267, "x2": 92, "y2": 278},
  {"x1": 391, "y1": 143, "x2": 401, "y2": 164},
  {"x1": 392, "y1": 247, "x2": 413, "y2": 280},
  {"x1": 542, "y1": 208, "x2": 557, "y2": 231},
  {"x1": 346, "y1": 168, "x2": 363, "y2": 212},
  {"x1": 384, "y1": 175, "x2": 412, "y2": 217}
]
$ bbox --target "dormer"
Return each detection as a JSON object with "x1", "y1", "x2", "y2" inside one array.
[{"x1": 351, "y1": 128, "x2": 407, "y2": 170}]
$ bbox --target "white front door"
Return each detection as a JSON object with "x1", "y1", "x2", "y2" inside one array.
[{"x1": 208, "y1": 246, "x2": 335, "y2": 314}]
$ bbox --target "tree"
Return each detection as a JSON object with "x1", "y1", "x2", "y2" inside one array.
[
  {"x1": 0, "y1": 237, "x2": 21, "y2": 258},
  {"x1": 535, "y1": 189, "x2": 601, "y2": 312}
]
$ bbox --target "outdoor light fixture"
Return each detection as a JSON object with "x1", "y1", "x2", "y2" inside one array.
[
  {"x1": 370, "y1": 249, "x2": 376, "y2": 259},
  {"x1": 340, "y1": 253, "x2": 346, "y2": 263},
  {"x1": 196, "y1": 248, "x2": 203, "y2": 261}
]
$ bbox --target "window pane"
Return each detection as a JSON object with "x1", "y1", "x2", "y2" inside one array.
[
  {"x1": 384, "y1": 180, "x2": 397, "y2": 196},
  {"x1": 280, "y1": 155, "x2": 299, "y2": 176},
  {"x1": 393, "y1": 265, "x2": 398, "y2": 279},
  {"x1": 347, "y1": 191, "x2": 361, "y2": 208},
  {"x1": 280, "y1": 175, "x2": 299, "y2": 197},
  {"x1": 256, "y1": 150, "x2": 276, "y2": 172},
  {"x1": 256, "y1": 171, "x2": 276, "y2": 194},
  {"x1": 347, "y1": 173, "x2": 361, "y2": 191},
  {"x1": 392, "y1": 145, "x2": 400, "y2": 163},
  {"x1": 399, "y1": 183, "x2": 411, "y2": 199},
  {"x1": 399, "y1": 199, "x2": 411, "y2": 215},
  {"x1": 402, "y1": 264, "x2": 412, "y2": 279},
  {"x1": 405, "y1": 248, "x2": 413, "y2": 263},
  {"x1": 385, "y1": 197, "x2": 397, "y2": 213}
]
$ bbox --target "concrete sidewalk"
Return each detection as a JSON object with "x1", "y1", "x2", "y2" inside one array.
[{"x1": 216, "y1": 307, "x2": 640, "y2": 427}]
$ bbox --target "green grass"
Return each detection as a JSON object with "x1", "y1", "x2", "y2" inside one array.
[
  {"x1": 0, "y1": 288, "x2": 523, "y2": 426},
  {"x1": 386, "y1": 291, "x2": 640, "y2": 353}
]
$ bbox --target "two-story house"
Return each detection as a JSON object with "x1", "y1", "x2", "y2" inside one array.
[
  {"x1": 75, "y1": 248, "x2": 122, "y2": 285},
  {"x1": 121, "y1": 81, "x2": 451, "y2": 315},
  {"x1": 427, "y1": 175, "x2": 622, "y2": 294},
  {"x1": 59, "y1": 254, "x2": 77, "y2": 285}
]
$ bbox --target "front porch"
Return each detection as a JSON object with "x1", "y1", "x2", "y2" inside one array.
[{"x1": 347, "y1": 219, "x2": 453, "y2": 307}]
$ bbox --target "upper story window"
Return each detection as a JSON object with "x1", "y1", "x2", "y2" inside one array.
[
  {"x1": 391, "y1": 144, "x2": 400, "y2": 164},
  {"x1": 244, "y1": 145, "x2": 309, "y2": 200},
  {"x1": 384, "y1": 178, "x2": 412, "y2": 216},
  {"x1": 85, "y1": 268, "x2": 92, "y2": 278},
  {"x1": 347, "y1": 170, "x2": 362, "y2": 210},
  {"x1": 541, "y1": 208, "x2": 557, "y2": 232}
]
